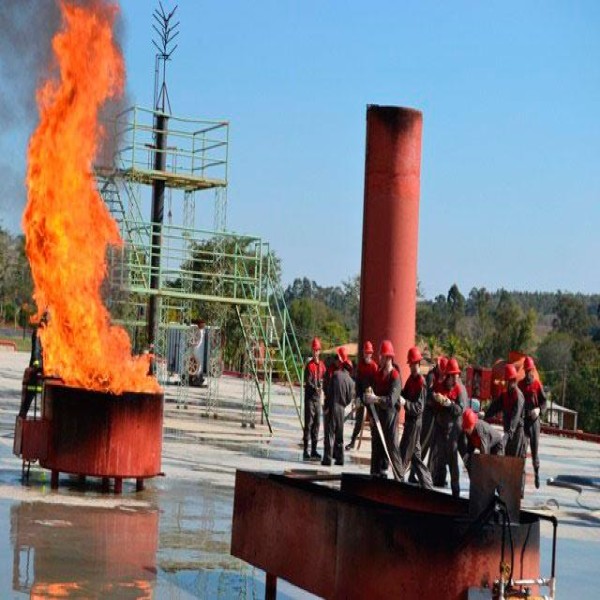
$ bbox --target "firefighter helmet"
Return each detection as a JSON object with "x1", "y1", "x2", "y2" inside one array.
[{"x1": 407, "y1": 346, "x2": 422, "y2": 364}]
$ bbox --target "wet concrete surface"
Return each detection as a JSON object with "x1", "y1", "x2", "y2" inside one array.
[{"x1": 0, "y1": 351, "x2": 599, "y2": 597}]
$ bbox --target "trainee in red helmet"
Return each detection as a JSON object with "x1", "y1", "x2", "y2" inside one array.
[
  {"x1": 484, "y1": 363, "x2": 526, "y2": 494},
  {"x1": 399, "y1": 346, "x2": 433, "y2": 488},
  {"x1": 362, "y1": 340, "x2": 403, "y2": 478},
  {"x1": 346, "y1": 340, "x2": 378, "y2": 451},
  {"x1": 428, "y1": 357, "x2": 467, "y2": 498},
  {"x1": 322, "y1": 347, "x2": 355, "y2": 466},
  {"x1": 303, "y1": 337, "x2": 326, "y2": 461},
  {"x1": 518, "y1": 356, "x2": 548, "y2": 489},
  {"x1": 460, "y1": 408, "x2": 504, "y2": 473},
  {"x1": 409, "y1": 354, "x2": 448, "y2": 484}
]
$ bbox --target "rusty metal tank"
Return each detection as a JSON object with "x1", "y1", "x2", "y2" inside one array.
[
  {"x1": 39, "y1": 380, "x2": 164, "y2": 492},
  {"x1": 359, "y1": 105, "x2": 422, "y2": 382}
]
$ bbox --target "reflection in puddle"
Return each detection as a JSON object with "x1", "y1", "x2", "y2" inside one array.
[{"x1": 10, "y1": 502, "x2": 158, "y2": 598}]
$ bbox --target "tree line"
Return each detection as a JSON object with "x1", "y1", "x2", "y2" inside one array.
[
  {"x1": 2, "y1": 228, "x2": 598, "y2": 433},
  {"x1": 285, "y1": 277, "x2": 600, "y2": 434}
]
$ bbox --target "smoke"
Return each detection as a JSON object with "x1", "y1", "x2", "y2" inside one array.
[{"x1": 0, "y1": 0, "x2": 128, "y2": 230}]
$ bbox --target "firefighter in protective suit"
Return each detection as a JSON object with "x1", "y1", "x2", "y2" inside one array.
[
  {"x1": 429, "y1": 357, "x2": 466, "y2": 498},
  {"x1": 399, "y1": 347, "x2": 433, "y2": 488},
  {"x1": 485, "y1": 363, "x2": 526, "y2": 495},
  {"x1": 518, "y1": 356, "x2": 547, "y2": 489},
  {"x1": 322, "y1": 347, "x2": 355, "y2": 466},
  {"x1": 346, "y1": 340, "x2": 377, "y2": 450},
  {"x1": 363, "y1": 340, "x2": 404, "y2": 478},
  {"x1": 303, "y1": 337, "x2": 326, "y2": 461},
  {"x1": 19, "y1": 313, "x2": 47, "y2": 418},
  {"x1": 460, "y1": 408, "x2": 504, "y2": 473}
]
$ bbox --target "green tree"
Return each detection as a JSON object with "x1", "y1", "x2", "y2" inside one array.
[{"x1": 553, "y1": 293, "x2": 591, "y2": 337}]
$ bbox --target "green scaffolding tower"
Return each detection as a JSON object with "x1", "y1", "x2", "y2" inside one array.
[{"x1": 95, "y1": 105, "x2": 304, "y2": 433}]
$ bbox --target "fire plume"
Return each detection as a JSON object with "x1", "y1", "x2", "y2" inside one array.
[{"x1": 23, "y1": 1, "x2": 159, "y2": 394}]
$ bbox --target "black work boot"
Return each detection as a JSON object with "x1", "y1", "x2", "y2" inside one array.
[
  {"x1": 534, "y1": 469, "x2": 540, "y2": 489},
  {"x1": 302, "y1": 447, "x2": 310, "y2": 461},
  {"x1": 310, "y1": 448, "x2": 322, "y2": 460},
  {"x1": 345, "y1": 440, "x2": 355, "y2": 451}
]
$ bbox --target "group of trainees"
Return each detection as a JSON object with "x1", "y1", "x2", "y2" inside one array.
[{"x1": 303, "y1": 339, "x2": 547, "y2": 496}]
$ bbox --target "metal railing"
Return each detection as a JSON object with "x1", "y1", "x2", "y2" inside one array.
[{"x1": 101, "y1": 106, "x2": 229, "y2": 185}]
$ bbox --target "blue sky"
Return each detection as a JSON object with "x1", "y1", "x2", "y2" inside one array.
[{"x1": 7, "y1": 1, "x2": 600, "y2": 298}]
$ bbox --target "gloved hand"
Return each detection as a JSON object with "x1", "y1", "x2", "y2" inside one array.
[
  {"x1": 434, "y1": 393, "x2": 451, "y2": 407},
  {"x1": 364, "y1": 392, "x2": 377, "y2": 406},
  {"x1": 530, "y1": 407, "x2": 540, "y2": 419},
  {"x1": 399, "y1": 397, "x2": 406, "y2": 407}
]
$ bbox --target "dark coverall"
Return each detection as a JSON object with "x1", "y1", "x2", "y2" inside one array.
[
  {"x1": 370, "y1": 367, "x2": 404, "y2": 478},
  {"x1": 347, "y1": 359, "x2": 378, "y2": 448},
  {"x1": 19, "y1": 326, "x2": 44, "y2": 418},
  {"x1": 484, "y1": 388, "x2": 526, "y2": 458},
  {"x1": 323, "y1": 367, "x2": 355, "y2": 465},
  {"x1": 460, "y1": 420, "x2": 505, "y2": 473},
  {"x1": 485, "y1": 388, "x2": 526, "y2": 494},
  {"x1": 303, "y1": 358, "x2": 326, "y2": 455},
  {"x1": 518, "y1": 378, "x2": 547, "y2": 475},
  {"x1": 400, "y1": 374, "x2": 433, "y2": 488},
  {"x1": 429, "y1": 382, "x2": 466, "y2": 497},
  {"x1": 409, "y1": 366, "x2": 438, "y2": 482}
]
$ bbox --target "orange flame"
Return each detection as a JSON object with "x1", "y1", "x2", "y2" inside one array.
[{"x1": 23, "y1": 1, "x2": 159, "y2": 394}]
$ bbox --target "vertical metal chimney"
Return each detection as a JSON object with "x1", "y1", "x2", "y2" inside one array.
[{"x1": 359, "y1": 105, "x2": 422, "y2": 382}]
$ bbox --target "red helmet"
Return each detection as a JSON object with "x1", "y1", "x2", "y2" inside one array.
[
  {"x1": 505, "y1": 364, "x2": 518, "y2": 381},
  {"x1": 337, "y1": 346, "x2": 348, "y2": 363},
  {"x1": 437, "y1": 356, "x2": 448, "y2": 374},
  {"x1": 523, "y1": 356, "x2": 535, "y2": 371},
  {"x1": 363, "y1": 340, "x2": 374, "y2": 354},
  {"x1": 311, "y1": 337, "x2": 322, "y2": 351},
  {"x1": 407, "y1": 346, "x2": 422, "y2": 364},
  {"x1": 462, "y1": 408, "x2": 478, "y2": 431},
  {"x1": 379, "y1": 340, "x2": 395, "y2": 358},
  {"x1": 445, "y1": 358, "x2": 461, "y2": 375}
]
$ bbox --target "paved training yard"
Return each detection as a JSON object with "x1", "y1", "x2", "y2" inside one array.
[{"x1": 0, "y1": 350, "x2": 598, "y2": 597}]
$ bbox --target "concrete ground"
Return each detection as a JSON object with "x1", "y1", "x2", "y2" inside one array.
[{"x1": 0, "y1": 350, "x2": 598, "y2": 598}]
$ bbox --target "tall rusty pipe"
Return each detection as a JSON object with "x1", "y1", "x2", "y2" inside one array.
[{"x1": 359, "y1": 105, "x2": 422, "y2": 382}]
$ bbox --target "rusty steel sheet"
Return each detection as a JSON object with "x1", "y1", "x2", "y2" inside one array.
[
  {"x1": 340, "y1": 473, "x2": 467, "y2": 516},
  {"x1": 231, "y1": 470, "x2": 541, "y2": 600},
  {"x1": 14, "y1": 416, "x2": 48, "y2": 462},
  {"x1": 39, "y1": 380, "x2": 163, "y2": 480},
  {"x1": 469, "y1": 454, "x2": 524, "y2": 523}
]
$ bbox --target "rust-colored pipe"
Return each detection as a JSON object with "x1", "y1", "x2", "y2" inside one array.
[{"x1": 359, "y1": 105, "x2": 422, "y2": 383}]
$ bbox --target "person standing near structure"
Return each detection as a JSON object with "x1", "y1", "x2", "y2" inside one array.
[
  {"x1": 303, "y1": 337, "x2": 326, "y2": 461},
  {"x1": 410, "y1": 355, "x2": 447, "y2": 483},
  {"x1": 19, "y1": 312, "x2": 47, "y2": 418},
  {"x1": 484, "y1": 363, "x2": 526, "y2": 494},
  {"x1": 363, "y1": 340, "x2": 403, "y2": 478},
  {"x1": 460, "y1": 408, "x2": 504, "y2": 473},
  {"x1": 399, "y1": 347, "x2": 433, "y2": 488},
  {"x1": 322, "y1": 348, "x2": 355, "y2": 466},
  {"x1": 484, "y1": 364, "x2": 526, "y2": 457},
  {"x1": 429, "y1": 357, "x2": 466, "y2": 498},
  {"x1": 518, "y1": 356, "x2": 547, "y2": 489},
  {"x1": 346, "y1": 340, "x2": 377, "y2": 451}
]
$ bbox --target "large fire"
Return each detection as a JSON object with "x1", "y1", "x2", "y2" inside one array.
[{"x1": 23, "y1": 0, "x2": 159, "y2": 394}]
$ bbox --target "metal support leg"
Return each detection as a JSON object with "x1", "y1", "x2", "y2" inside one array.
[
  {"x1": 265, "y1": 572, "x2": 277, "y2": 600},
  {"x1": 114, "y1": 478, "x2": 123, "y2": 494},
  {"x1": 51, "y1": 470, "x2": 59, "y2": 489},
  {"x1": 136, "y1": 478, "x2": 145, "y2": 492},
  {"x1": 102, "y1": 477, "x2": 110, "y2": 492}
]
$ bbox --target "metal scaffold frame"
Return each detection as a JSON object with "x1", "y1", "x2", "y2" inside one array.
[{"x1": 96, "y1": 105, "x2": 305, "y2": 432}]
